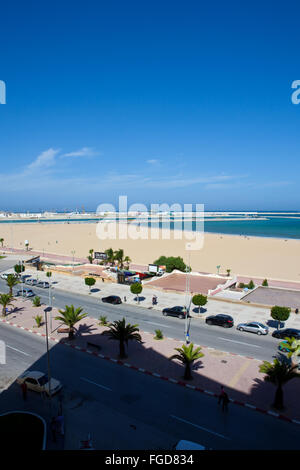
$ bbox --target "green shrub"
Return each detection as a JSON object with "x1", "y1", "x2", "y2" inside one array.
[
  {"x1": 153, "y1": 255, "x2": 187, "y2": 273},
  {"x1": 32, "y1": 296, "x2": 41, "y2": 307},
  {"x1": 99, "y1": 315, "x2": 109, "y2": 326},
  {"x1": 248, "y1": 280, "x2": 255, "y2": 289},
  {"x1": 192, "y1": 294, "x2": 207, "y2": 313},
  {"x1": 154, "y1": 329, "x2": 164, "y2": 340},
  {"x1": 262, "y1": 279, "x2": 268, "y2": 287},
  {"x1": 33, "y1": 315, "x2": 43, "y2": 327},
  {"x1": 271, "y1": 305, "x2": 291, "y2": 329}
]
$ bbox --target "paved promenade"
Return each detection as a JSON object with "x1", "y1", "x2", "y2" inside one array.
[{"x1": 1, "y1": 299, "x2": 300, "y2": 424}]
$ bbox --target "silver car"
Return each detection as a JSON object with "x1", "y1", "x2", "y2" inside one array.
[
  {"x1": 17, "y1": 288, "x2": 35, "y2": 297},
  {"x1": 237, "y1": 322, "x2": 268, "y2": 335}
]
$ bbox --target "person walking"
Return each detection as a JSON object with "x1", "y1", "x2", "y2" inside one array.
[
  {"x1": 222, "y1": 392, "x2": 229, "y2": 412},
  {"x1": 124, "y1": 296, "x2": 127, "y2": 302},
  {"x1": 218, "y1": 386, "x2": 229, "y2": 412},
  {"x1": 21, "y1": 381, "x2": 27, "y2": 400}
]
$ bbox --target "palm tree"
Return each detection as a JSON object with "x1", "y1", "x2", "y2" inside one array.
[
  {"x1": 105, "y1": 248, "x2": 115, "y2": 266},
  {"x1": 0, "y1": 293, "x2": 13, "y2": 317},
  {"x1": 102, "y1": 317, "x2": 142, "y2": 358},
  {"x1": 259, "y1": 357, "x2": 300, "y2": 410},
  {"x1": 0, "y1": 238, "x2": 4, "y2": 247},
  {"x1": 114, "y1": 248, "x2": 125, "y2": 269},
  {"x1": 6, "y1": 274, "x2": 19, "y2": 296},
  {"x1": 124, "y1": 255, "x2": 131, "y2": 269},
  {"x1": 55, "y1": 305, "x2": 88, "y2": 339},
  {"x1": 280, "y1": 337, "x2": 300, "y2": 365},
  {"x1": 169, "y1": 343, "x2": 204, "y2": 380}
]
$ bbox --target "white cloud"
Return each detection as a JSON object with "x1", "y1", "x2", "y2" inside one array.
[
  {"x1": 62, "y1": 147, "x2": 100, "y2": 158},
  {"x1": 147, "y1": 159, "x2": 160, "y2": 165},
  {"x1": 27, "y1": 148, "x2": 60, "y2": 171}
]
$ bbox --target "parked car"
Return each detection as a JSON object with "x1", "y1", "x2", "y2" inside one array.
[
  {"x1": 278, "y1": 340, "x2": 291, "y2": 353},
  {"x1": 17, "y1": 288, "x2": 35, "y2": 297},
  {"x1": 236, "y1": 322, "x2": 268, "y2": 335},
  {"x1": 36, "y1": 281, "x2": 50, "y2": 288},
  {"x1": 162, "y1": 306, "x2": 189, "y2": 319},
  {"x1": 16, "y1": 371, "x2": 62, "y2": 396},
  {"x1": 205, "y1": 314, "x2": 234, "y2": 328},
  {"x1": 0, "y1": 273, "x2": 10, "y2": 280},
  {"x1": 102, "y1": 295, "x2": 122, "y2": 304},
  {"x1": 173, "y1": 440, "x2": 206, "y2": 450},
  {"x1": 25, "y1": 278, "x2": 38, "y2": 286},
  {"x1": 272, "y1": 328, "x2": 300, "y2": 339},
  {"x1": 278, "y1": 341, "x2": 300, "y2": 370}
]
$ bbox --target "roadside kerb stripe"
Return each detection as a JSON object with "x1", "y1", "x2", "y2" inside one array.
[{"x1": 1, "y1": 316, "x2": 300, "y2": 426}]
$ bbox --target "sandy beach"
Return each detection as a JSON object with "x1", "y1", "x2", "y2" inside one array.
[{"x1": 1, "y1": 221, "x2": 300, "y2": 281}]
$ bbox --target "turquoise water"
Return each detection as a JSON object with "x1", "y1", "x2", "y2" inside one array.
[{"x1": 1, "y1": 216, "x2": 300, "y2": 239}]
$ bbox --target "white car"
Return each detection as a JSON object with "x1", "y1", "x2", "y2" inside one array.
[
  {"x1": 0, "y1": 273, "x2": 10, "y2": 280},
  {"x1": 16, "y1": 288, "x2": 35, "y2": 297},
  {"x1": 16, "y1": 371, "x2": 62, "y2": 396},
  {"x1": 236, "y1": 322, "x2": 268, "y2": 335}
]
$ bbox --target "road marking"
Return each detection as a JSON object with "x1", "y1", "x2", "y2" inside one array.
[
  {"x1": 6, "y1": 345, "x2": 30, "y2": 356},
  {"x1": 145, "y1": 321, "x2": 171, "y2": 328},
  {"x1": 170, "y1": 415, "x2": 230, "y2": 440},
  {"x1": 80, "y1": 376, "x2": 112, "y2": 391},
  {"x1": 217, "y1": 337, "x2": 261, "y2": 348},
  {"x1": 228, "y1": 360, "x2": 251, "y2": 387}
]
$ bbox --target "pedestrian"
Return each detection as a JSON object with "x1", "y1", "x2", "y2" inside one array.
[
  {"x1": 218, "y1": 386, "x2": 229, "y2": 412},
  {"x1": 124, "y1": 296, "x2": 127, "y2": 302},
  {"x1": 152, "y1": 296, "x2": 155, "y2": 306},
  {"x1": 222, "y1": 392, "x2": 229, "y2": 412},
  {"x1": 50, "y1": 417, "x2": 57, "y2": 442},
  {"x1": 21, "y1": 381, "x2": 27, "y2": 400}
]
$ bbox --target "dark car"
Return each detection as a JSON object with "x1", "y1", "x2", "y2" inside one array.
[
  {"x1": 36, "y1": 281, "x2": 50, "y2": 288},
  {"x1": 101, "y1": 295, "x2": 122, "y2": 305},
  {"x1": 162, "y1": 306, "x2": 189, "y2": 319},
  {"x1": 205, "y1": 314, "x2": 234, "y2": 328},
  {"x1": 272, "y1": 328, "x2": 300, "y2": 339}
]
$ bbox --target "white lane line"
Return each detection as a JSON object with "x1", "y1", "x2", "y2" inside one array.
[
  {"x1": 6, "y1": 345, "x2": 30, "y2": 356},
  {"x1": 217, "y1": 337, "x2": 261, "y2": 348},
  {"x1": 170, "y1": 415, "x2": 230, "y2": 440},
  {"x1": 80, "y1": 376, "x2": 112, "y2": 391},
  {"x1": 145, "y1": 321, "x2": 171, "y2": 328}
]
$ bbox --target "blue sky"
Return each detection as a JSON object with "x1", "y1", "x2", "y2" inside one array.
[{"x1": 0, "y1": 0, "x2": 300, "y2": 211}]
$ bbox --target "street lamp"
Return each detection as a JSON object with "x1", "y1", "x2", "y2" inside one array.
[
  {"x1": 44, "y1": 306, "x2": 52, "y2": 414},
  {"x1": 184, "y1": 249, "x2": 191, "y2": 344},
  {"x1": 71, "y1": 250, "x2": 75, "y2": 273}
]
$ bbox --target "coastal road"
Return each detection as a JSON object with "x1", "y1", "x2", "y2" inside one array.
[
  {"x1": 1, "y1": 322, "x2": 299, "y2": 450},
  {"x1": 0, "y1": 277, "x2": 282, "y2": 362},
  {"x1": 0, "y1": 258, "x2": 282, "y2": 362}
]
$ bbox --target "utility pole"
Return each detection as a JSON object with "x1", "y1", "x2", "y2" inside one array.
[
  {"x1": 184, "y1": 250, "x2": 191, "y2": 344},
  {"x1": 44, "y1": 307, "x2": 52, "y2": 415}
]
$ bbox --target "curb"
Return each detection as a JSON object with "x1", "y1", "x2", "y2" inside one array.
[{"x1": 1, "y1": 316, "x2": 300, "y2": 426}]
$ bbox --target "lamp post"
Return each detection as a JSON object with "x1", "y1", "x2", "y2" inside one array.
[
  {"x1": 71, "y1": 250, "x2": 75, "y2": 273},
  {"x1": 44, "y1": 307, "x2": 52, "y2": 414},
  {"x1": 184, "y1": 249, "x2": 191, "y2": 344}
]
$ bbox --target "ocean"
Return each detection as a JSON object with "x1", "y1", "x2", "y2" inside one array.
[{"x1": 1, "y1": 213, "x2": 300, "y2": 239}]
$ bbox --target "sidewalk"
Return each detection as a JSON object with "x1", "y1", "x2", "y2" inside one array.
[{"x1": 1, "y1": 298, "x2": 300, "y2": 424}]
